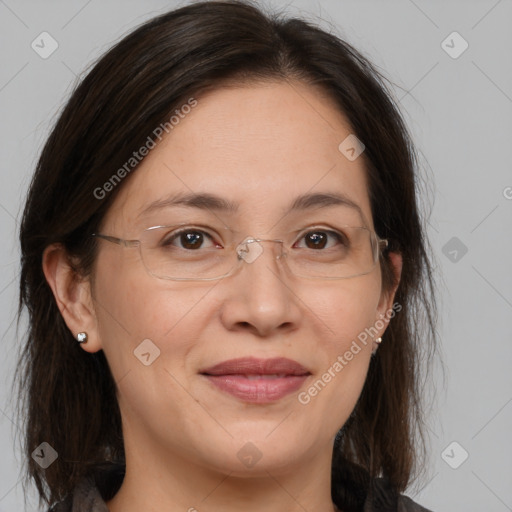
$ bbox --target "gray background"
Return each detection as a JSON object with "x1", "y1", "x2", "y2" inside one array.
[{"x1": 1, "y1": 1, "x2": 511, "y2": 510}]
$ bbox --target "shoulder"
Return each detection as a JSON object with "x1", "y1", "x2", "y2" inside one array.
[
  {"x1": 397, "y1": 494, "x2": 434, "y2": 512},
  {"x1": 47, "y1": 476, "x2": 110, "y2": 512},
  {"x1": 47, "y1": 497, "x2": 71, "y2": 512},
  {"x1": 365, "y1": 477, "x2": 434, "y2": 512},
  {"x1": 331, "y1": 458, "x2": 434, "y2": 511},
  {"x1": 46, "y1": 462, "x2": 124, "y2": 512}
]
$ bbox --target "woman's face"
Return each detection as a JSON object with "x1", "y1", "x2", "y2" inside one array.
[{"x1": 84, "y1": 81, "x2": 401, "y2": 477}]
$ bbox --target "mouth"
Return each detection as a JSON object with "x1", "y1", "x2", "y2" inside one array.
[{"x1": 199, "y1": 357, "x2": 311, "y2": 403}]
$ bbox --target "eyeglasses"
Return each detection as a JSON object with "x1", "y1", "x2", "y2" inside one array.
[{"x1": 92, "y1": 223, "x2": 388, "y2": 281}]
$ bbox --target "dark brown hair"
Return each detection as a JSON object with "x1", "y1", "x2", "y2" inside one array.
[{"x1": 15, "y1": 1, "x2": 439, "y2": 509}]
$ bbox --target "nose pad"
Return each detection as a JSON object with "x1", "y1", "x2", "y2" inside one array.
[
  {"x1": 236, "y1": 237, "x2": 284, "y2": 265},
  {"x1": 236, "y1": 237, "x2": 264, "y2": 264}
]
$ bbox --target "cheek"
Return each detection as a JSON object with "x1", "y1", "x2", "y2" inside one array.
[
  {"x1": 91, "y1": 267, "x2": 218, "y2": 447},
  {"x1": 298, "y1": 278, "x2": 380, "y2": 407},
  {"x1": 94, "y1": 255, "x2": 211, "y2": 374},
  {"x1": 307, "y1": 275, "x2": 381, "y2": 347}
]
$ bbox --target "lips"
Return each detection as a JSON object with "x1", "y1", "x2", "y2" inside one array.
[
  {"x1": 200, "y1": 357, "x2": 311, "y2": 403},
  {"x1": 200, "y1": 356, "x2": 310, "y2": 377}
]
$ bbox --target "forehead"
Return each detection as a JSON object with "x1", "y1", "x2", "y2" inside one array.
[{"x1": 101, "y1": 81, "x2": 373, "y2": 232}]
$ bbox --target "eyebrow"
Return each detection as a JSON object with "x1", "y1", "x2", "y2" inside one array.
[{"x1": 137, "y1": 191, "x2": 364, "y2": 221}]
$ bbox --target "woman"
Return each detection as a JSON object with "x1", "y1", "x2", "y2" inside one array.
[{"x1": 15, "y1": 1, "x2": 438, "y2": 511}]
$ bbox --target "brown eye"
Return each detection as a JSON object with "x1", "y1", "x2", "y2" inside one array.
[
  {"x1": 304, "y1": 232, "x2": 327, "y2": 249},
  {"x1": 296, "y1": 230, "x2": 348, "y2": 250},
  {"x1": 162, "y1": 229, "x2": 218, "y2": 250},
  {"x1": 179, "y1": 231, "x2": 205, "y2": 250}
]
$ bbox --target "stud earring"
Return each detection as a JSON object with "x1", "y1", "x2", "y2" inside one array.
[
  {"x1": 371, "y1": 337, "x2": 382, "y2": 356},
  {"x1": 77, "y1": 332, "x2": 88, "y2": 344}
]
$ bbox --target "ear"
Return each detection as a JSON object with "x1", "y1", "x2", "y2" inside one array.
[
  {"x1": 375, "y1": 251, "x2": 403, "y2": 335},
  {"x1": 42, "y1": 243, "x2": 102, "y2": 353}
]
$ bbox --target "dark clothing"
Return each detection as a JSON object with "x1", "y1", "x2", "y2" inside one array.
[{"x1": 48, "y1": 462, "x2": 433, "y2": 512}]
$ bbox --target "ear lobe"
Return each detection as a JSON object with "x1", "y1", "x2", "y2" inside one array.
[{"x1": 42, "y1": 243, "x2": 102, "y2": 353}]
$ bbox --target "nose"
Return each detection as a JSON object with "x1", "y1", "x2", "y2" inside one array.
[{"x1": 218, "y1": 238, "x2": 302, "y2": 337}]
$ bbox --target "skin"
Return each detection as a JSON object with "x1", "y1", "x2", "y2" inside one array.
[{"x1": 43, "y1": 80, "x2": 402, "y2": 512}]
